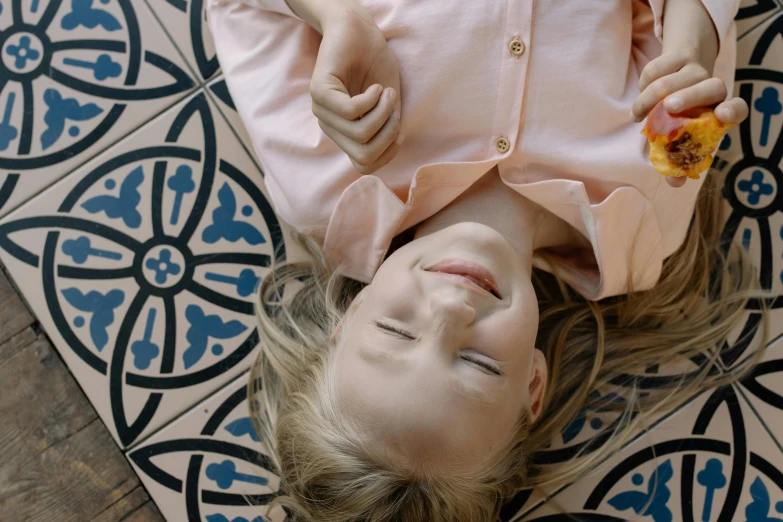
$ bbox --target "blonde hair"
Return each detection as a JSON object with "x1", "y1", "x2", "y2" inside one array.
[{"x1": 249, "y1": 172, "x2": 767, "y2": 521}]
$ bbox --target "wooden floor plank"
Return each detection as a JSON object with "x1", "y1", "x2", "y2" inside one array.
[{"x1": 0, "y1": 327, "x2": 163, "y2": 521}]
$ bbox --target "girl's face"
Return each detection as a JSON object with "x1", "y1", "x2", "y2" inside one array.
[{"x1": 333, "y1": 222, "x2": 547, "y2": 471}]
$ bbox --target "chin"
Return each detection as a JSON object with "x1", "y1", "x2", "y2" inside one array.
[{"x1": 443, "y1": 222, "x2": 511, "y2": 247}]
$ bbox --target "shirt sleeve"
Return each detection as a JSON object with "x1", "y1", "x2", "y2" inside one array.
[
  {"x1": 646, "y1": 0, "x2": 740, "y2": 48},
  {"x1": 208, "y1": 0, "x2": 359, "y2": 241},
  {"x1": 208, "y1": 0, "x2": 302, "y2": 19}
]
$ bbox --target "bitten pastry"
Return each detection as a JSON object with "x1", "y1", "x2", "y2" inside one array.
[{"x1": 642, "y1": 101, "x2": 732, "y2": 180}]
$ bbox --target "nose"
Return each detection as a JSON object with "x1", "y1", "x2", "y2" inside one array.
[{"x1": 428, "y1": 291, "x2": 476, "y2": 333}]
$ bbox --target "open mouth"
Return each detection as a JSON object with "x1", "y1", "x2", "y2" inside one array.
[{"x1": 424, "y1": 259, "x2": 502, "y2": 299}]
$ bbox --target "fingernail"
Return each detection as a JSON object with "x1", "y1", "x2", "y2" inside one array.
[
  {"x1": 630, "y1": 110, "x2": 640, "y2": 123},
  {"x1": 386, "y1": 88, "x2": 396, "y2": 102},
  {"x1": 666, "y1": 96, "x2": 683, "y2": 112},
  {"x1": 395, "y1": 132, "x2": 406, "y2": 146}
]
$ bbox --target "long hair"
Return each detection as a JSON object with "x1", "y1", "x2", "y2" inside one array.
[{"x1": 249, "y1": 172, "x2": 767, "y2": 521}]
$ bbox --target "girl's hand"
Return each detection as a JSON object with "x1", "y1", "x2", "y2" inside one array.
[
  {"x1": 630, "y1": 0, "x2": 748, "y2": 187},
  {"x1": 309, "y1": 4, "x2": 403, "y2": 174},
  {"x1": 631, "y1": 50, "x2": 748, "y2": 187}
]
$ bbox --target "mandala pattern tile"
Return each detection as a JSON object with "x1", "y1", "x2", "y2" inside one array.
[
  {"x1": 0, "y1": 90, "x2": 288, "y2": 448},
  {"x1": 519, "y1": 386, "x2": 783, "y2": 522},
  {"x1": 736, "y1": 0, "x2": 783, "y2": 39},
  {"x1": 146, "y1": 0, "x2": 218, "y2": 82},
  {"x1": 128, "y1": 372, "x2": 287, "y2": 522},
  {"x1": 714, "y1": 10, "x2": 783, "y2": 370},
  {"x1": 0, "y1": 0, "x2": 197, "y2": 216}
]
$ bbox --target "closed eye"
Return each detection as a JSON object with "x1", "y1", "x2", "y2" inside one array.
[
  {"x1": 461, "y1": 354, "x2": 503, "y2": 376},
  {"x1": 375, "y1": 321, "x2": 416, "y2": 340}
]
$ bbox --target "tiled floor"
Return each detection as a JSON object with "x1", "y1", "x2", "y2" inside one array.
[{"x1": 1, "y1": 0, "x2": 782, "y2": 521}]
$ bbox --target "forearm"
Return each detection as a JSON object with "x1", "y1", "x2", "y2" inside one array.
[
  {"x1": 661, "y1": 0, "x2": 719, "y2": 72},
  {"x1": 284, "y1": 0, "x2": 369, "y2": 34}
]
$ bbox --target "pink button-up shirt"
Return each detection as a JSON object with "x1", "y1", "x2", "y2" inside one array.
[{"x1": 208, "y1": 0, "x2": 738, "y2": 300}]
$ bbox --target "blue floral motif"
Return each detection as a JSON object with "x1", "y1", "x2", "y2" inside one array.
[
  {"x1": 607, "y1": 460, "x2": 673, "y2": 522},
  {"x1": 62, "y1": 235, "x2": 122, "y2": 264},
  {"x1": 81, "y1": 166, "x2": 143, "y2": 228},
  {"x1": 63, "y1": 55, "x2": 122, "y2": 82},
  {"x1": 206, "y1": 459, "x2": 269, "y2": 489},
  {"x1": 205, "y1": 516, "x2": 265, "y2": 522},
  {"x1": 754, "y1": 87, "x2": 782, "y2": 148},
  {"x1": 224, "y1": 417, "x2": 261, "y2": 442},
  {"x1": 61, "y1": 288, "x2": 125, "y2": 351},
  {"x1": 0, "y1": 93, "x2": 19, "y2": 152},
  {"x1": 41, "y1": 89, "x2": 103, "y2": 150},
  {"x1": 183, "y1": 305, "x2": 248, "y2": 369},
  {"x1": 738, "y1": 170, "x2": 775, "y2": 205},
  {"x1": 697, "y1": 459, "x2": 726, "y2": 522},
  {"x1": 202, "y1": 184, "x2": 265, "y2": 245},
  {"x1": 5, "y1": 35, "x2": 40, "y2": 70},
  {"x1": 130, "y1": 308, "x2": 160, "y2": 370},
  {"x1": 205, "y1": 269, "x2": 259, "y2": 297},
  {"x1": 61, "y1": 0, "x2": 122, "y2": 31},
  {"x1": 167, "y1": 165, "x2": 196, "y2": 225},
  {"x1": 746, "y1": 477, "x2": 783, "y2": 522},
  {"x1": 144, "y1": 249, "x2": 181, "y2": 284}
]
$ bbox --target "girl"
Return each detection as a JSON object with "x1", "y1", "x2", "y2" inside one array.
[{"x1": 209, "y1": 0, "x2": 762, "y2": 520}]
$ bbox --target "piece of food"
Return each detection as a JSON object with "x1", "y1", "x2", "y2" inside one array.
[{"x1": 642, "y1": 101, "x2": 732, "y2": 179}]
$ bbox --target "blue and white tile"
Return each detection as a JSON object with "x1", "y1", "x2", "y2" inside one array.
[
  {"x1": 737, "y1": 336, "x2": 783, "y2": 457},
  {"x1": 736, "y1": 0, "x2": 783, "y2": 39},
  {"x1": 0, "y1": 0, "x2": 197, "y2": 217},
  {"x1": 127, "y1": 371, "x2": 287, "y2": 522},
  {"x1": 0, "y1": 89, "x2": 290, "y2": 448},
  {"x1": 145, "y1": 0, "x2": 219, "y2": 82},
  {"x1": 499, "y1": 365, "x2": 711, "y2": 521},
  {"x1": 715, "y1": 10, "x2": 783, "y2": 369},
  {"x1": 519, "y1": 386, "x2": 783, "y2": 522}
]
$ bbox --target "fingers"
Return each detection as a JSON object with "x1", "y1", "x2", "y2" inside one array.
[
  {"x1": 318, "y1": 106, "x2": 401, "y2": 174},
  {"x1": 632, "y1": 63, "x2": 710, "y2": 122},
  {"x1": 638, "y1": 50, "x2": 699, "y2": 92},
  {"x1": 663, "y1": 77, "x2": 727, "y2": 113},
  {"x1": 715, "y1": 97, "x2": 749, "y2": 125},
  {"x1": 311, "y1": 81, "x2": 384, "y2": 121},
  {"x1": 312, "y1": 87, "x2": 398, "y2": 144},
  {"x1": 666, "y1": 176, "x2": 688, "y2": 188}
]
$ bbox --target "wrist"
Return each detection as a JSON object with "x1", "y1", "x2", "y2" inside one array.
[
  {"x1": 285, "y1": 0, "x2": 373, "y2": 35},
  {"x1": 662, "y1": 0, "x2": 719, "y2": 72}
]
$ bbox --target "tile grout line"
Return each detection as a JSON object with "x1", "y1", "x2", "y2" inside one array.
[
  {"x1": 140, "y1": 0, "x2": 205, "y2": 87},
  {"x1": 735, "y1": 384, "x2": 783, "y2": 456},
  {"x1": 736, "y1": 5, "x2": 783, "y2": 40},
  {"x1": 122, "y1": 368, "x2": 252, "y2": 453},
  {"x1": 202, "y1": 80, "x2": 268, "y2": 176}
]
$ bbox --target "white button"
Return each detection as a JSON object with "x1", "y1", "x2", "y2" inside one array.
[
  {"x1": 509, "y1": 38, "x2": 525, "y2": 57},
  {"x1": 495, "y1": 137, "x2": 510, "y2": 154}
]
